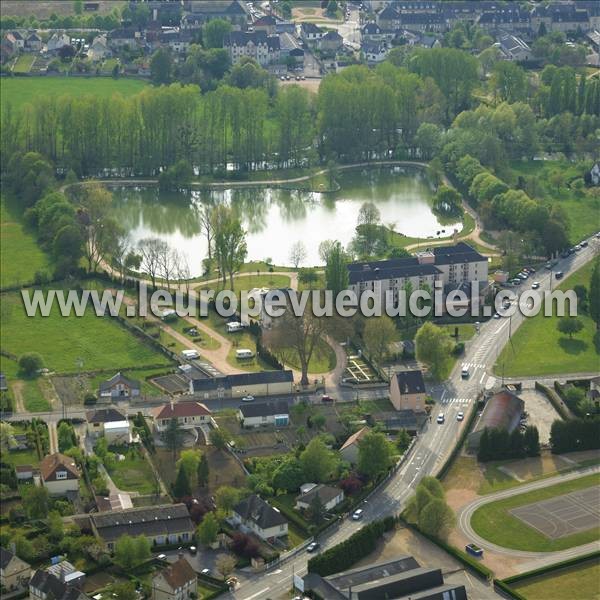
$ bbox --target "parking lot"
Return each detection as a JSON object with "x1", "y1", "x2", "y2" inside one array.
[{"x1": 518, "y1": 388, "x2": 562, "y2": 444}]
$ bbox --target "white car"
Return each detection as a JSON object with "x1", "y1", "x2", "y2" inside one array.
[
  {"x1": 457, "y1": 411, "x2": 464, "y2": 422},
  {"x1": 157, "y1": 553, "x2": 167, "y2": 560},
  {"x1": 201, "y1": 568, "x2": 211, "y2": 575},
  {"x1": 241, "y1": 395, "x2": 255, "y2": 402},
  {"x1": 531, "y1": 281, "x2": 540, "y2": 289},
  {"x1": 461, "y1": 366, "x2": 469, "y2": 379},
  {"x1": 352, "y1": 509, "x2": 364, "y2": 520},
  {"x1": 437, "y1": 413, "x2": 445, "y2": 424}
]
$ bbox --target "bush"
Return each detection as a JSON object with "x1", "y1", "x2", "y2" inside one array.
[
  {"x1": 18, "y1": 352, "x2": 44, "y2": 376},
  {"x1": 83, "y1": 393, "x2": 97, "y2": 406}
]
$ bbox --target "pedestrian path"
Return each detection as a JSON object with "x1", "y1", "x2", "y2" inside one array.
[{"x1": 441, "y1": 397, "x2": 472, "y2": 405}]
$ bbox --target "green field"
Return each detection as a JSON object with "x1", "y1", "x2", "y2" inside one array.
[
  {"x1": 12, "y1": 54, "x2": 35, "y2": 74},
  {"x1": 21, "y1": 378, "x2": 51, "y2": 412},
  {"x1": 471, "y1": 473, "x2": 600, "y2": 552},
  {"x1": 0, "y1": 77, "x2": 148, "y2": 109},
  {"x1": 0, "y1": 291, "x2": 172, "y2": 374},
  {"x1": 511, "y1": 558, "x2": 600, "y2": 600},
  {"x1": 1, "y1": 198, "x2": 52, "y2": 288},
  {"x1": 196, "y1": 273, "x2": 292, "y2": 294},
  {"x1": 106, "y1": 449, "x2": 157, "y2": 495},
  {"x1": 495, "y1": 260, "x2": 599, "y2": 377},
  {"x1": 507, "y1": 160, "x2": 600, "y2": 243}
]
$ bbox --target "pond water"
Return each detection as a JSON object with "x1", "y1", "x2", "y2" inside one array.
[{"x1": 110, "y1": 166, "x2": 462, "y2": 274}]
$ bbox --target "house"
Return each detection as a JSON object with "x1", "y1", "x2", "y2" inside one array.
[
  {"x1": 40, "y1": 453, "x2": 80, "y2": 496},
  {"x1": 418, "y1": 33, "x2": 441, "y2": 48},
  {"x1": 390, "y1": 370, "x2": 427, "y2": 412},
  {"x1": 238, "y1": 400, "x2": 289, "y2": 429},
  {"x1": 89, "y1": 504, "x2": 194, "y2": 551},
  {"x1": 497, "y1": 34, "x2": 531, "y2": 62},
  {"x1": 0, "y1": 546, "x2": 30, "y2": 592},
  {"x1": 45, "y1": 561, "x2": 85, "y2": 590},
  {"x1": 151, "y1": 556, "x2": 197, "y2": 600},
  {"x1": 295, "y1": 484, "x2": 344, "y2": 512},
  {"x1": 1, "y1": 35, "x2": 18, "y2": 63},
  {"x1": 25, "y1": 32, "x2": 42, "y2": 52},
  {"x1": 361, "y1": 22, "x2": 392, "y2": 43},
  {"x1": 29, "y1": 569, "x2": 90, "y2": 600},
  {"x1": 531, "y1": 4, "x2": 591, "y2": 34},
  {"x1": 10, "y1": 30, "x2": 25, "y2": 49},
  {"x1": 468, "y1": 390, "x2": 525, "y2": 451},
  {"x1": 47, "y1": 33, "x2": 71, "y2": 53},
  {"x1": 187, "y1": 0, "x2": 248, "y2": 27},
  {"x1": 362, "y1": 40, "x2": 389, "y2": 64},
  {"x1": 107, "y1": 28, "x2": 138, "y2": 50},
  {"x1": 224, "y1": 30, "x2": 280, "y2": 66},
  {"x1": 302, "y1": 555, "x2": 467, "y2": 600},
  {"x1": 477, "y1": 9, "x2": 530, "y2": 33},
  {"x1": 152, "y1": 401, "x2": 212, "y2": 432},
  {"x1": 377, "y1": 5, "x2": 401, "y2": 30},
  {"x1": 15, "y1": 465, "x2": 34, "y2": 481},
  {"x1": 180, "y1": 14, "x2": 205, "y2": 30},
  {"x1": 301, "y1": 23, "x2": 324, "y2": 44},
  {"x1": 189, "y1": 370, "x2": 295, "y2": 399},
  {"x1": 319, "y1": 30, "x2": 343, "y2": 53},
  {"x1": 160, "y1": 30, "x2": 193, "y2": 53},
  {"x1": 87, "y1": 35, "x2": 112, "y2": 61},
  {"x1": 339, "y1": 426, "x2": 370, "y2": 465},
  {"x1": 99, "y1": 372, "x2": 140, "y2": 399},
  {"x1": 400, "y1": 12, "x2": 447, "y2": 32},
  {"x1": 253, "y1": 15, "x2": 278, "y2": 35},
  {"x1": 275, "y1": 21, "x2": 296, "y2": 35},
  {"x1": 347, "y1": 242, "x2": 488, "y2": 312},
  {"x1": 86, "y1": 407, "x2": 128, "y2": 437},
  {"x1": 232, "y1": 494, "x2": 288, "y2": 541},
  {"x1": 590, "y1": 163, "x2": 600, "y2": 186}
]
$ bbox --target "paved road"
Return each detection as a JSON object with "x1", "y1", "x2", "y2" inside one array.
[
  {"x1": 230, "y1": 237, "x2": 600, "y2": 599},
  {"x1": 457, "y1": 465, "x2": 600, "y2": 562}
]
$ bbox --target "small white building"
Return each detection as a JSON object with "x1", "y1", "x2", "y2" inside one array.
[
  {"x1": 232, "y1": 494, "x2": 288, "y2": 542},
  {"x1": 295, "y1": 484, "x2": 344, "y2": 512},
  {"x1": 86, "y1": 407, "x2": 128, "y2": 438},
  {"x1": 99, "y1": 372, "x2": 140, "y2": 399},
  {"x1": 40, "y1": 453, "x2": 80, "y2": 496},
  {"x1": 151, "y1": 401, "x2": 213, "y2": 432},
  {"x1": 238, "y1": 400, "x2": 289, "y2": 429}
]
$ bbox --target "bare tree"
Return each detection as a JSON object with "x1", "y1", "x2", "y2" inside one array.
[
  {"x1": 174, "y1": 252, "x2": 192, "y2": 295},
  {"x1": 110, "y1": 232, "x2": 132, "y2": 283},
  {"x1": 199, "y1": 203, "x2": 214, "y2": 261},
  {"x1": 318, "y1": 239, "x2": 335, "y2": 264},
  {"x1": 215, "y1": 553, "x2": 236, "y2": 580},
  {"x1": 289, "y1": 240, "x2": 307, "y2": 269},
  {"x1": 138, "y1": 237, "x2": 167, "y2": 289},
  {"x1": 158, "y1": 246, "x2": 179, "y2": 292}
]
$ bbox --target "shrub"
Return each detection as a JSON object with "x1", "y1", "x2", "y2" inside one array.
[
  {"x1": 83, "y1": 393, "x2": 97, "y2": 405},
  {"x1": 18, "y1": 352, "x2": 44, "y2": 376}
]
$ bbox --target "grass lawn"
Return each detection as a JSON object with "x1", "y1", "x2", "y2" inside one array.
[
  {"x1": 391, "y1": 211, "x2": 476, "y2": 250},
  {"x1": 495, "y1": 260, "x2": 599, "y2": 377},
  {"x1": 226, "y1": 331, "x2": 273, "y2": 373},
  {"x1": 106, "y1": 450, "x2": 157, "y2": 495},
  {"x1": 12, "y1": 54, "x2": 35, "y2": 74},
  {"x1": 0, "y1": 291, "x2": 172, "y2": 374},
  {"x1": 279, "y1": 338, "x2": 337, "y2": 374},
  {"x1": 196, "y1": 273, "x2": 291, "y2": 294},
  {"x1": 439, "y1": 323, "x2": 476, "y2": 342},
  {"x1": 197, "y1": 582, "x2": 224, "y2": 599},
  {"x1": 506, "y1": 160, "x2": 600, "y2": 243},
  {"x1": 20, "y1": 378, "x2": 51, "y2": 412},
  {"x1": 0, "y1": 77, "x2": 148, "y2": 110},
  {"x1": 3, "y1": 447, "x2": 41, "y2": 468},
  {"x1": 511, "y1": 558, "x2": 600, "y2": 600},
  {"x1": 471, "y1": 473, "x2": 600, "y2": 552},
  {"x1": 1, "y1": 198, "x2": 52, "y2": 288},
  {"x1": 169, "y1": 318, "x2": 220, "y2": 350}
]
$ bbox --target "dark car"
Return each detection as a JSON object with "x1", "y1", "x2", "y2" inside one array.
[
  {"x1": 555, "y1": 271, "x2": 564, "y2": 279},
  {"x1": 322, "y1": 394, "x2": 334, "y2": 402}
]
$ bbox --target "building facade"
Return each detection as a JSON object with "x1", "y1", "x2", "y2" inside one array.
[{"x1": 390, "y1": 370, "x2": 427, "y2": 412}]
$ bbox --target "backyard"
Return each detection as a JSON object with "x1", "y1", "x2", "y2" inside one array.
[
  {"x1": 106, "y1": 447, "x2": 158, "y2": 496},
  {"x1": 495, "y1": 260, "x2": 599, "y2": 376}
]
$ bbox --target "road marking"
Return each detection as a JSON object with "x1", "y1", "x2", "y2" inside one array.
[
  {"x1": 242, "y1": 588, "x2": 270, "y2": 600},
  {"x1": 479, "y1": 372, "x2": 486, "y2": 384}
]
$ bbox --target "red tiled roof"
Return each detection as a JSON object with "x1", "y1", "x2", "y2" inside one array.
[
  {"x1": 152, "y1": 401, "x2": 211, "y2": 420},
  {"x1": 40, "y1": 453, "x2": 79, "y2": 482},
  {"x1": 340, "y1": 426, "x2": 370, "y2": 451},
  {"x1": 157, "y1": 556, "x2": 196, "y2": 590}
]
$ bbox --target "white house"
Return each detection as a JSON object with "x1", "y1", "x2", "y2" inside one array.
[
  {"x1": 151, "y1": 401, "x2": 213, "y2": 432},
  {"x1": 231, "y1": 494, "x2": 288, "y2": 542},
  {"x1": 47, "y1": 33, "x2": 70, "y2": 53},
  {"x1": 99, "y1": 372, "x2": 141, "y2": 399},
  {"x1": 295, "y1": 484, "x2": 344, "y2": 512},
  {"x1": 88, "y1": 35, "x2": 112, "y2": 61},
  {"x1": 40, "y1": 453, "x2": 80, "y2": 496},
  {"x1": 0, "y1": 546, "x2": 30, "y2": 593},
  {"x1": 238, "y1": 400, "x2": 289, "y2": 429},
  {"x1": 151, "y1": 556, "x2": 197, "y2": 600},
  {"x1": 86, "y1": 407, "x2": 128, "y2": 439},
  {"x1": 363, "y1": 40, "x2": 389, "y2": 64},
  {"x1": 224, "y1": 30, "x2": 280, "y2": 66}
]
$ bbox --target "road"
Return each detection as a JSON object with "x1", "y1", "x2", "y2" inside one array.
[{"x1": 231, "y1": 237, "x2": 600, "y2": 599}]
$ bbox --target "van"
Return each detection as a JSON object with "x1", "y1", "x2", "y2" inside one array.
[
  {"x1": 235, "y1": 349, "x2": 254, "y2": 359},
  {"x1": 227, "y1": 321, "x2": 243, "y2": 333},
  {"x1": 181, "y1": 349, "x2": 199, "y2": 360}
]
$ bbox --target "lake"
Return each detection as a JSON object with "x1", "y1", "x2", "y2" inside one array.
[{"x1": 110, "y1": 166, "x2": 462, "y2": 274}]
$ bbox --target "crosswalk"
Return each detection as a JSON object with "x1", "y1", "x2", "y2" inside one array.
[
  {"x1": 441, "y1": 397, "x2": 472, "y2": 405},
  {"x1": 461, "y1": 362, "x2": 486, "y2": 370}
]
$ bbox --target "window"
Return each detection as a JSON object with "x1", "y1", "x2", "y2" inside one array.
[
  {"x1": 56, "y1": 470, "x2": 67, "y2": 480},
  {"x1": 182, "y1": 532, "x2": 189, "y2": 541}
]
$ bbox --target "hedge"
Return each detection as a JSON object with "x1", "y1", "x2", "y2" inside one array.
[
  {"x1": 307, "y1": 516, "x2": 396, "y2": 576},
  {"x1": 493, "y1": 578, "x2": 527, "y2": 600},
  {"x1": 502, "y1": 551, "x2": 600, "y2": 584},
  {"x1": 400, "y1": 519, "x2": 494, "y2": 581},
  {"x1": 536, "y1": 381, "x2": 571, "y2": 420}
]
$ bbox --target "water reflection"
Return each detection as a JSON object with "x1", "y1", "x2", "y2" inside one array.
[{"x1": 111, "y1": 167, "x2": 462, "y2": 274}]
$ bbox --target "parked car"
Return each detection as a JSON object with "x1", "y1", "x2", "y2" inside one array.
[
  {"x1": 352, "y1": 509, "x2": 364, "y2": 520},
  {"x1": 555, "y1": 271, "x2": 564, "y2": 279},
  {"x1": 531, "y1": 281, "x2": 540, "y2": 289},
  {"x1": 437, "y1": 413, "x2": 445, "y2": 424},
  {"x1": 307, "y1": 542, "x2": 320, "y2": 552},
  {"x1": 466, "y1": 543, "x2": 483, "y2": 557},
  {"x1": 189, "y1": 546, "x2": 197, "y2": 555},
  {"x1": 493, "y1": 312, "x2": 501, "y2": 319},
  {"x1": 581, "y1": 240, "x2": 588, "y2": 248},
  {"x1": 321, "y1": 394, "x2": 334, "y2": 402},
  {"x1": 575, "y1": 244, "x2": 581, "y2": 251},
  {"x1": 157, "y1": 554, "x2": 167, "y2": 560},
  {"x1": 461, "y1": 365, "x2": 469, "y2": 379},
  {"x1": 457, "y1": 411, "x2": 464, "y2": 421},
  {"x1": 201, "y1": 568, "x2": 211, "y2": 575},
  {"x1": 241, "y1": 395, "x2": 255, "y2": 402}
]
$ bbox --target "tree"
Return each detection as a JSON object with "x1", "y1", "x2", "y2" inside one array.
[
  {"x1": 203, "y1": 18, "x2": 232, "y2": 48},
  {"x1": 215, "y1": 486, "x2": 241, "y2": 514},
  {"x1": 215, "y1": 553, "x2": 236, "y2": 580},
  {"x1": 210, "y1": 427, "x2": 229, "y2": 450},
  {"x1": 414, "y1": 123, "x2": 442, "y2": 160},
  {"x1": 300, "y1": 437, "x2": 339, "y2": 483},
  {"x1": 418, "y1": 498, "x2": 455, "y2": 539},
  {"x1": 158, "y1": 159, "x2": 193, "y2": 191},
  {"x1": 18, "y1": 352, "x2": 44, "y2": 376},
  {"x1": 197, "y1": 512, "x2": 219, "y2": 546},
  {"x1": 177, "y1": 449, "x2": 202, "y2": 482},
  {"x1": 22, "y1": 486, "x2": 49, "y2": 519},
  {"x1": 211, "y1": 205, "x2": 247, "y2": 288},
  {"x1": 173, "y1": 463, "x2": 192, "y2": 498},
  {"x1": 492, "y1": 61, "x2": 528, "y2": 103},
  {"x1": 197, "y1": 453, "x2": 209, "y2": 487},
  {"x1": 47, "y1": 511, "x2": 64, "y2": 542},
  {"x1": 357, "y1": 431, "x2": 393, "y2": 480},
  {"x1": 355, "y1": 202, "x2": 381, "y2": 256},
  {"x1": 57, "y1": 422, "x2": 75, "y2": 452},
  {"x1": 590, "y1": 260, "x2": 600, "y2": 330},
  {"x1": 298, "y1": 268, "x2": 319, "y2": 289},
  {"x1": 289, "y1": 241, "x2": 307, "y2": 268},
  {"x1": 363, "y1": 316, "x2": 396, "y2": 364},
  {"x1": 272, "y1": 457, "x2": 305, "y2": 492},
  {"x1": 150, "y1": 48, "x2": 173, "y2": 84},
  {"x1": 161, "y1": 417, "x2": 184, "y2": 457},
  {"x1": 396, "y1": 429, "x2": 411, "y2": 453},
  {"x1": 523, "y1": 425, "x2": 540, "y2": 457},
  {"x1": 325, "y1": 241, "x2": 349, "y2": 296},
  {"x1": 557, "y1": 317, "x2": 584, "y2": 339},
  {"x1": 415, "y1": 323, "x2": 454, "y2": 380},
  {"x1": 432, "y1": 185, "x2": 462, "y2": 215},
  {"x1": 309, "y1": 493, "x2": 326, "y2": 525}
]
